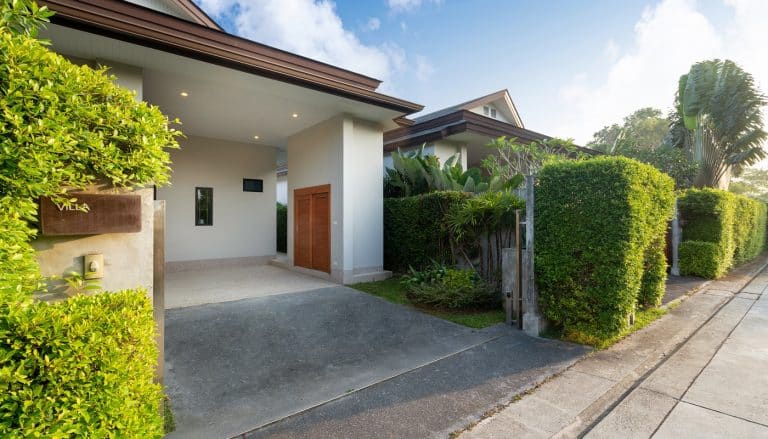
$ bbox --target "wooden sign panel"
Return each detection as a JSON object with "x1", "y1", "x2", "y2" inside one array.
[{"x1": 39, "y1": 194, "x2": 142, "y2": 236}]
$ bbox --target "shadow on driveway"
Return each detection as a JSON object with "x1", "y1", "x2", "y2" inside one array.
[{"x1": 165, "y1": 286, "x2": 589, "y2": 438}]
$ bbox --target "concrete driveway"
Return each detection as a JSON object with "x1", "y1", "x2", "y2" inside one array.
[
  {"x1": 164, "y1": 286, "x2": 500, "y2": 438},
  {"x1": 164, "y1": 284, "x2": 588, "y2": 438}
]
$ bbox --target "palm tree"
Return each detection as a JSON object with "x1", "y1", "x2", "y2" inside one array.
[{"x1": 670, "y1": 59, "x2": 767, "y2": 188}]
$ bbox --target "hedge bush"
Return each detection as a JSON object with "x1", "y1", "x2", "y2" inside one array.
[
  {"x1": 535, "y1": 157, "x2": 675, "y2": 344},
  {"x1": 679, "y1": 241, "x2": 722, "y2": 278},
  {"x1": 0, "y1": 2, "x2": 179, "y2": 435},
  {"x1": 384, "y1": 191, "x2": 467, "y2": 272},
  {"x1": 276, "y1": 203, "x2": 287, "y2": 253},
  {"x1": 0, "y1": 291, "x2": 163, "y2": 437},
  {"x1": 678, "y1": 188, "x2": 766, "y2": 278}
]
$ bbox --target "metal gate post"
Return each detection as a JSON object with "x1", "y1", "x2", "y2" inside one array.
[{"x1": 153, "y1": 200, "x2": 165, "y2": 385}]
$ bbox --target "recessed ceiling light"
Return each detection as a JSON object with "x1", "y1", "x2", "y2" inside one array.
[
  {"x1": 180, "y1": 91, "x2": 189, "y2": 97},
  {"x1": 291, "y1": 113, "x2": 299, "y2": 118},
  {"x1": 253, "y1": 135, "x2": 260, "y2": 140}
]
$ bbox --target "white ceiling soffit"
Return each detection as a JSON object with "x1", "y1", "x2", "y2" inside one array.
[{"x1": 39, "y1": 24, "x2": 404, "y2": 147}]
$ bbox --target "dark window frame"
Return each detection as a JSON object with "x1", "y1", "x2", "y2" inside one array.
[
  {"x1": 195, "y1": 187, "x2": 213, "y2": 226},
  {"x1": 242, "y1": 178, "x2": 264, "y2": 192}
]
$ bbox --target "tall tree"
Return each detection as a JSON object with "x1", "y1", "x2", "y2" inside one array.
[
  {"x1": 670, "y1": 59, "x2": 767, "y2": 188},
  {"x1": 587, "y1": 108, "x2": 698, "y2": 188},
  {"x1": 587, "y1": 107, "x2": 669, "y2": 154}
]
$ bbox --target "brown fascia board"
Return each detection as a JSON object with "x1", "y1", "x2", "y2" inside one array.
[
  {"x1": 168, "y1": 0, "x2": 223, "y2": 30},
  {"x1": 40, "y1": 0, "x2": 423, "y2": 114},
  {"x1": 384, "y1": 110, "x2": 596, "y2": 154}
]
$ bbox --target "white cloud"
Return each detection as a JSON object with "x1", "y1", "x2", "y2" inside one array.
[
  {"x1": 196, "y1": 0, "x2": 397, "y2": 81},
  {"x1": 195, "y1": 0, "x2": 435, "y2": 93},
  {"x1": 552, "y1": 0, "x2": 768, "y2": 147},
  {"x1": 364, "y1": 17, "x2": 381, "y2": 31},
  {"x1": 387, "y1": 0, "x2": 442, "y2": 13},
  {"x1": 603, "y1": 39, "x2": 620, "y2": 61}
]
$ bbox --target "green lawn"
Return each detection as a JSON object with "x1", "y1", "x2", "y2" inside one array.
[{"x1": 351, "y1": 277, "x2": 505, "y2": 329}]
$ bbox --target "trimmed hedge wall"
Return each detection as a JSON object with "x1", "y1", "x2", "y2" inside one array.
[
  {"x1": 384, "y1": 191, "x2": 467, "y2": 272},
  {"x1": 0, "y1": 291, "x2": 163, "y2": 437},
  {"x1": 276, "y1": 203, "x2": 287, "y2": 253},
  {"x1": 535, "y1": 157, "x2": 675, "y2": 344},
  {"x1": 678, "y1": 188, "x2": 767, "y2": 278}
]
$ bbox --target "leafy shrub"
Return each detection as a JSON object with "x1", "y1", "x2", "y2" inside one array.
[
  {"x1": 638, "y1": 235, "x2": 668, "y2": 308},
  {"x1": 678, "y1": 188, "x2": 736, "y2": 277},
  {"x1": 732, "y1": 196, "x2": 767, "y2": 265},
  {"x1": 0, "y1": 2, "x2": 180, "y2": 435},
  {"x1": 535, "y1": 157, "x2": 675, "y2": 344},
  {"x1": 679, "y1": 241, "x2": 722, "y2": 278},
  {"x1": 405, "y1": 268, "x2": 495, "y2": 310},
  {"x1": 384, "y1": 191, "x2": 467, "y2": 272},
  {"x1": 678, "y1": 188, "x2": 765, "y2": 278},
  {"x1": 276, "y1": 203, "x2": 287, "y2": 253},
  {"x1": 0, "y1": 291, "x2": 163, "y2": 437},
  {"x1": 445, "y1": 190, "x2": 524, "y2": 287},
  {"x1": 402, "y1": 261, "x2": 448, "y2": 287}
]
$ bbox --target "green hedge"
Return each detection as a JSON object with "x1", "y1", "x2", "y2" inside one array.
[
  {"x1": 0, "y1": 291, "x2": 163, "y2": 437},
  {"x1": 384, "y1": 191, "x2": 467, "y2": 272},
  {"x1": 679, "y1": 241, "x2": 722, "y2": 278},
  {"x1": 0, "y1": 2, "x2": 178, "y2": 435},
  {"x1": 276, "y1": 203, "x2": 287, "y2": 253},
  {"x1": 678, "y1": 188, "x2": 766, "y2": 278},
  {"x1": 535, "y1": 157, "x2": 675, "y2": 344}
]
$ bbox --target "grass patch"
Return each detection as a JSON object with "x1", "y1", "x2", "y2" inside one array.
[{"x1": 351, "y1": 277, "x2": 505, "y2": 329}]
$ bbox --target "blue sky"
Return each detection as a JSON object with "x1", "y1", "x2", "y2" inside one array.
[{"x1": 194, "y1": 0, "x2": 767, "y2": 145}]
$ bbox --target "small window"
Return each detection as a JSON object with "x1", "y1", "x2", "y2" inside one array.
[
  {"x1": 483, "y1": 105, "x2": 490, "y2": 116},
  {"x1": 243, "y1": 178, "x2": 264, "y2": 192},
  {"x1": 490, "y1": 108, "x2": 497, "y2": 118},
  {"x1": 195, "y1": 187, "x2": 213, "y2": 226}
]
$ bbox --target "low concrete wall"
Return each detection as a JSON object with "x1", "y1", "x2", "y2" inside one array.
[{"x1": 32, "y1": 186, "x2": 154, "y2": 300}]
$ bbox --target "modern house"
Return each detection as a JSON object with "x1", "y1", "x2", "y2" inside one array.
[
  {"x1": 36, "y1": 0, "x2": 423, "y2": 285},
  {"x1": 383, "y1": 89, "x2": 552, "y2": 169}
]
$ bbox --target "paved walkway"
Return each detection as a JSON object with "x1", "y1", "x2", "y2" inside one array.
[{"x1": 460, "y1": 256, "x2": 768, "y2": 438}]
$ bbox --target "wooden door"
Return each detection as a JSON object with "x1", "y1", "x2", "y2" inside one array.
[{"x1": 294, "y1": 184, "x2": 331, "y2": 273}]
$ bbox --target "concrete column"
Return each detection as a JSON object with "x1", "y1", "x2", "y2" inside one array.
[
  {"x1": 671, "y1": 199, "x2": 681, "y2": 276},
  {"x1": 522, "y1": 175, "x2": 545, "y2": 337}
]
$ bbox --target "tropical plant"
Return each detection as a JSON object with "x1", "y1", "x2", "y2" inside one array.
[
  {"x1": 445, "y1": 190, "x2": 525, "y2": 287},
  {"x1": 405, "y1": 268, "x2": 495, "y2": 310},
  {"x1": 671, "y1": 59, "x2": 767, "y2": 188},
  {"x1": 384, "y1": 146, "x2": 507, "y2": 197}
]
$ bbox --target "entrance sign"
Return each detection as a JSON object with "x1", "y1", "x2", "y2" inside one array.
[{"x1": 39, "y1": 194, "x2": 142, "y2": 235}]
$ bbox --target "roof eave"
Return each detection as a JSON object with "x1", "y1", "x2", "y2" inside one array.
[{"x1": 40, "y1": 0, "x2": 423, "y2": 115}]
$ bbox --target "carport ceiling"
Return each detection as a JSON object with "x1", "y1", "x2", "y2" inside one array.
[{"x1": 41, "y1": 24, "x2": 405, "y2": 148}]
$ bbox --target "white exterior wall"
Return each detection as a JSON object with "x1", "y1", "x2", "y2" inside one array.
[
  {"x1": 468, "y1": 103, "x2": 511, "y2": 124},
  {"x1": 433, "y1": 141, "x2": 468, "y2": 169},
  {"x1": 287, "y1": 117, "x2": 344, "y2": 280},
  {"x1": 156, "y1": 136, "x2": 277, "y2": 264},
  {"x1": 346, "y1": 120, "x2": 384, "y2": 275},
  {"x1": 287, "y1": 116, "x2": 386, "y2": 284}
]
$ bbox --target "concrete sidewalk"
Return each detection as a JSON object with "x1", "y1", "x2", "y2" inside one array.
[{"x1": 459, "y1": 255, "x2": 768, "y2": 438}]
